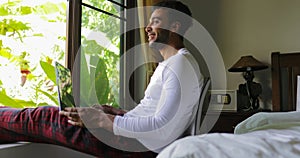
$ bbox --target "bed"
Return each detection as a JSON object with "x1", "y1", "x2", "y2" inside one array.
[
  {"x1": 157, "y1": 52, "x2": 300, "y2": 158},
  {"x1": 1, "y1": 52, "x2": 299, "y2": 158}
]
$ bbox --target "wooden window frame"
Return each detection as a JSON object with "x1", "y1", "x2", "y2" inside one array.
[{"x1": 65, "y1": 0, "x2": 137, "y2": 109}]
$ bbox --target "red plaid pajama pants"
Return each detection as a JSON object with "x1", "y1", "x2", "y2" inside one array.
[{"x1": 0, "y1": 106, "x2": 157, "y2": 158}]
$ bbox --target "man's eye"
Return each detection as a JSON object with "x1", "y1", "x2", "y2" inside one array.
[{"x1": 153, "y1": 20, "x2": 159, "y2": 24}]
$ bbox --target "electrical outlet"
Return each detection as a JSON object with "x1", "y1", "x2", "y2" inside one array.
[{"x1": 208, "y1": 90, "x2": 237, "y2": 111}]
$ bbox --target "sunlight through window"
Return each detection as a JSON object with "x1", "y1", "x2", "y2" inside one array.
[{"x1": 0, "y1": 0, "x2": 66, "y2": 107}]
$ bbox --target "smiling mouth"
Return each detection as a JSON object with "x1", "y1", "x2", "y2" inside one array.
[{"x1": 148, "y1": 33, "x2": 156, "y2": 41}]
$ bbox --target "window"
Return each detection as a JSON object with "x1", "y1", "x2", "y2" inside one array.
[
  {"x1": 0, "y1": 0, "x2": 136, "y2": 109},
  {"x1": 0, "y1": 0, "x2": 67, "y2": 107},
  {"x1": 66, "y1": 0, "x2": 132, "y2": 108}
]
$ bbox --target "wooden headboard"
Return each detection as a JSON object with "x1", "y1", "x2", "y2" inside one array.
[{"x1": 272, "y1": 52, "x2": 300, "y2": 111}]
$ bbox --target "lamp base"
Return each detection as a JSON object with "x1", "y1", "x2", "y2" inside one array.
[{"x1": 237, "y1": 81, "x2": 262, "y2": 111}]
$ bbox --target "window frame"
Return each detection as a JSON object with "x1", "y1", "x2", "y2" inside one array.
[{"x1": 66, "y1": 0, "x2": 137, "y2": 109}]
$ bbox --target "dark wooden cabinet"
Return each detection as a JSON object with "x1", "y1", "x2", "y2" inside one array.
[{"x1": 200, "y1": 110, "x2": 265, "y2": 133}]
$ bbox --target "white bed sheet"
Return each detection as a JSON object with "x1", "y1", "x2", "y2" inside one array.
[{"x1": 157, "y1": 111, "x2": 300, "y2": 158}]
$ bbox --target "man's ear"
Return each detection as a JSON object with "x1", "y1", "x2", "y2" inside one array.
[{"x1": 170, "y1": 21, "x2": 181, "y2": 33}]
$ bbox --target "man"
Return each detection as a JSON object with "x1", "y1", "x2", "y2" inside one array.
[{"x1": 0, "y1": 1, "x2": 202, "y2": 157}]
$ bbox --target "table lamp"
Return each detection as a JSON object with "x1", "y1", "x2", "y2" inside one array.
[{"x1": 228, "y1": 55, "x2": 268, "y2": 111}]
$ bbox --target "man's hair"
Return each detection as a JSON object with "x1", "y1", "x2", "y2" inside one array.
[{"x1": 153, "y1": 1, "x2": 193, "y2": 36}]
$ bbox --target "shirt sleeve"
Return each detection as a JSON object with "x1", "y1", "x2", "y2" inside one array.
[{"x1": 113, "y1": 67, "x2": 181, "y2": 138}]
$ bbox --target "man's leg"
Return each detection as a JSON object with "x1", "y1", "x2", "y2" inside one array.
[{"x1": 0, "y1": 106, "x2": 157, "y2": 157}]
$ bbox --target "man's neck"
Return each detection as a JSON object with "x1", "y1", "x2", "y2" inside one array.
[
  {"x1": 159, "y1": 40, "x2": 184, "y2": 60},
  {"x1": 159, "y1": 46, "x2": 180, "y2": 60}
]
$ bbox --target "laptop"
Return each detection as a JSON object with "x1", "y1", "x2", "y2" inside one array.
[{"x1": 55, "y1": 62, "x2": 75, "y2": 111}]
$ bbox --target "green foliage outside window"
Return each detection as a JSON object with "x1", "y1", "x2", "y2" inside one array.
[{"x1": 0, "y1": 0, "x2": 121, "y2": 108}]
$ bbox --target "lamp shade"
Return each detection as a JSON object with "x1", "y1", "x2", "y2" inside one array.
[{"x1": 228, "y1": 55, "x2": 268, "y2": 72}]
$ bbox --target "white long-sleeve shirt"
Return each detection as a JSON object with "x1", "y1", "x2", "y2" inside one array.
[{"x1": 113, "y1": 48, "x2": 203, "y2": 152}]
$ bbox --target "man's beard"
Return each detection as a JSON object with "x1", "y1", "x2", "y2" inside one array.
[{"x1": 149, "y1": 29, "x2": 171, "y2": 50}]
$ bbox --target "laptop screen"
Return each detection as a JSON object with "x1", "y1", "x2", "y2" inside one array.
[{"x1": 55, "y1": 62, "x2": 75, "y2": 110}]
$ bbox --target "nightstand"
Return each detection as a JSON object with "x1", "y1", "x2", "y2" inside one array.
[{"x1": 200, "y1": 110, "x2": 269, "y2": 133}]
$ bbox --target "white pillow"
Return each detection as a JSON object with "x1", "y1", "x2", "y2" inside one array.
[{"x1": 234, "y1": 111, "x2": 300, "y2": 134}]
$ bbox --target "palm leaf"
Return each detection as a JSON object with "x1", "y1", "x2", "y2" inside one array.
[
  {"x1": 37, "y1": 89, "x2": 58, "y2": 106},
  {"x1": 0, "y1": 93, "x2": 24, "y2": 108},
  {"x1": 94, "y1": 58, "x2": 109, "y2": 104},
  {"x1": 40, "y1": 61, "x2": 56, "y2": 84},
  {"x1": 79, "y1": 51, "x2": 92, "y2": 106}
]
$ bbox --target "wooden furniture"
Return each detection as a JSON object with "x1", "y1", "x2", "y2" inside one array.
[
  {"x1": 201, "y1": 111, "x2": 256, "y2": 133},
  {"x1": 272, "y1": 52, "x2": 300, "y2": 111},
  {"x1": 201, "y1": 110, "x2": 270, "y2": 133},
  {"x1": 201, "y1": 51, "x2": 300, "y2": 133}
]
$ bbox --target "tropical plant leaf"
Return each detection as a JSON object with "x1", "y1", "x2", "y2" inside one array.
[
  {"x1": 83, "y1": 40, "x2": 102, "y2": 56},
  {"x1": 37, "y1": 102, "x2": 51, "y2": 107},
  {"x1": 18, "y1": 6, "x2": 32, "y2": 15},
  {"x1": 0, "y1": 80, "x2": 6, "y2": 94},
  {"x1": 33, "y1": 33, "x2": 44, "y2": 37},
  {"x1": 40, "y1": 61, "x2": 56, "y2": 84},
  {"x1": 6, "y1": 19, "x2": 31, "y2": 32},
  {"x1": 79, "y1": 50, "x2": 91, "y2": 106},
  {"x1": 15, "y1": 99, "x2": 37, "y2": 108},
  {"x1": 34, "y1": 2, "x2": 60, "y2": 15},
  {"x1": 0, "y1": 6, "x2": 9, "y2": 16},
  {"x1": 37, "y1": 89, "x2": 58, "y2": 106},
  {"x1": 0, "y1": 92, "x2": 23, "y2": 108},
  {"x1": 94, "y1": 58, "x2": 109, "y2": 104},
  {"x1": 0, "y1": 47, "x2": 12, "y2": 59}
]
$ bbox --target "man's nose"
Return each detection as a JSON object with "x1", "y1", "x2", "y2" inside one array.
[{"x1": 145, "y1": 25, "x2": 152, "y2": 33}]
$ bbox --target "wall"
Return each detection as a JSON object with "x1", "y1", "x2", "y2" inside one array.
[{"x1": 181, "y1": 0, "x2": 300, "y2": 109}]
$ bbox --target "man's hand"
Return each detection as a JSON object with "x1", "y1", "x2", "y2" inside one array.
[
  {"x1": 92, "y1": 104, "x2": 127, "y2": 116},
  {"x1": 59, "y1": 107, "x2": 115, "y2": 132}
]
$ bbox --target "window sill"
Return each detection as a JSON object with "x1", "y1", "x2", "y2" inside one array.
[
  {"x1": 0, "y1": 142, "x2": 96, "y2": 157},
  {"x1": 0, "y1": 142, "x2": 29, "y2": 150}
]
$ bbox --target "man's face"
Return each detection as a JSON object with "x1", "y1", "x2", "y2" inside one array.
[{"x1": 145, "y1": 8, "x2": 171, "y2": 49}]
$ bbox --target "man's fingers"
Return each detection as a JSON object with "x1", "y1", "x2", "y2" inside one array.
[
  {"x1": 59, "y1": 111, "x2": 79, "y2": 119},
  {"x1": 59, "y1": 107, "x2": 108, "y2": 129},
  {"x1": 69, "y1": 112, "x2": 79, "y2": 118},
  {"x1": 59, "y1": 111, "x2": 83, "y2": 127},
  {"x1": 64, "y1": 107, "x2": 78, "y2": 112},
  {"x1": 67, "y1": 119, "x2": 83, "y2": 127},
  {"x1": 59, "y1": 110, "x2": 69, "y2": 116}
]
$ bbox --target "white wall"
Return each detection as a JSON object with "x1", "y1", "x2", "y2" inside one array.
[{"x1": 181, "y1": 0, "x2": 300, "y2": 109}]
